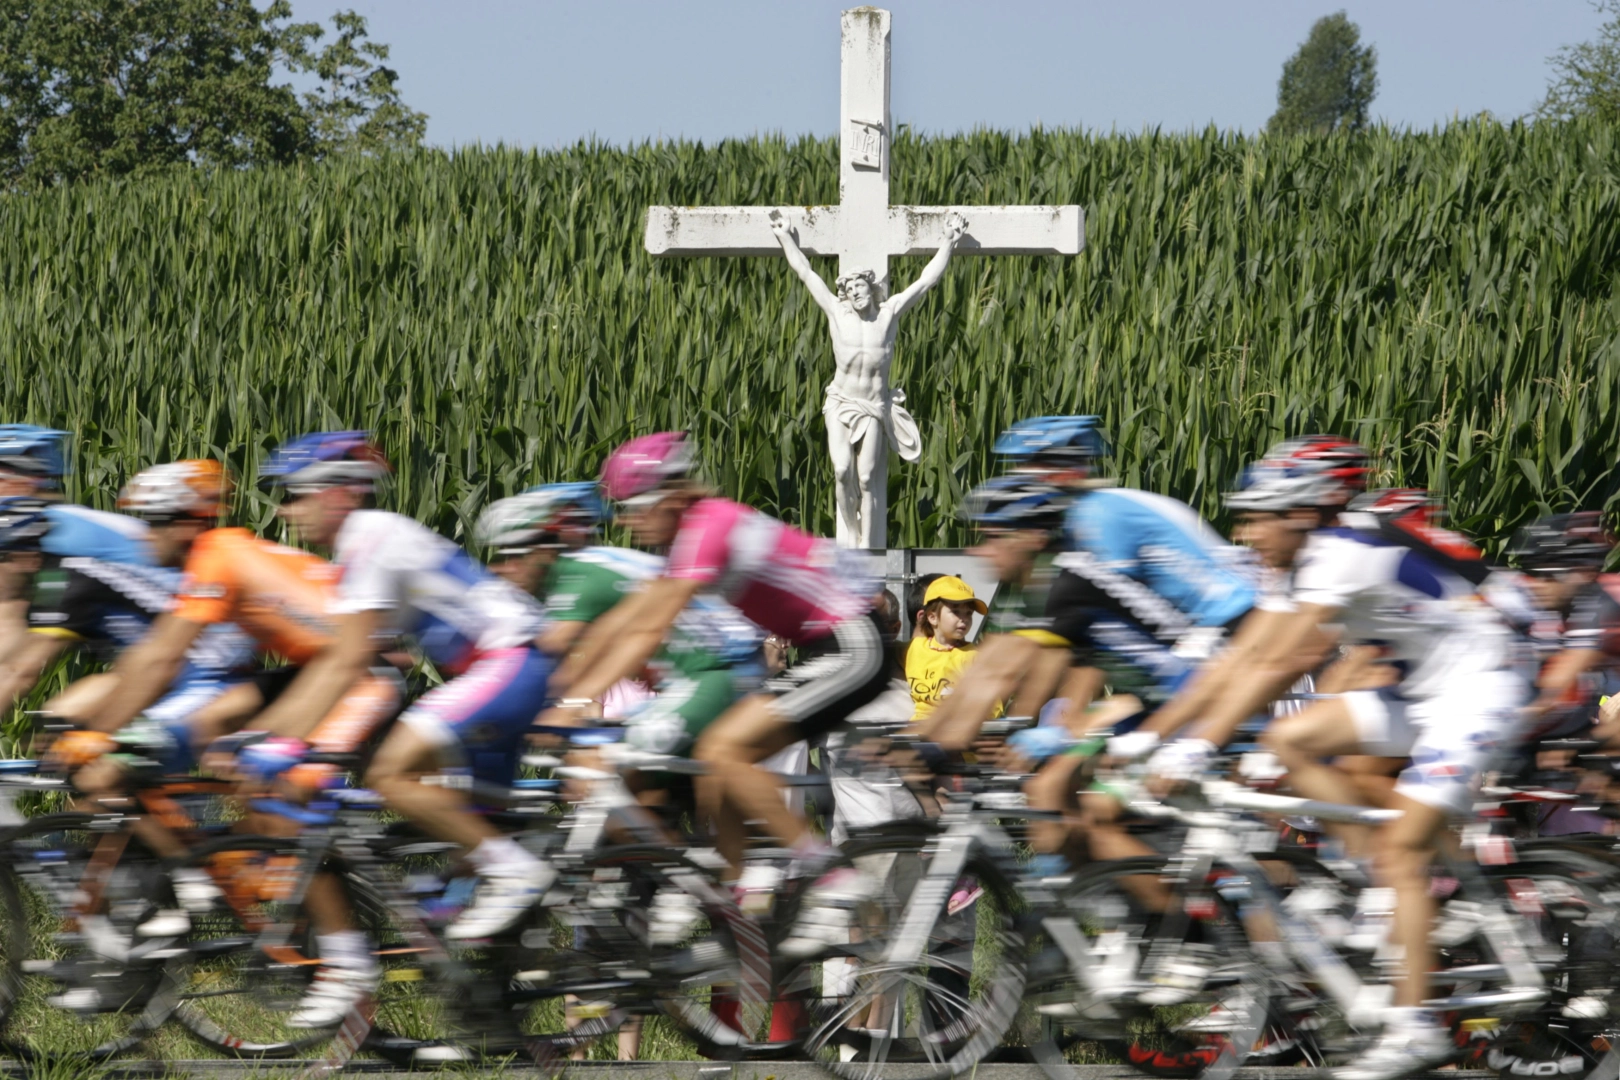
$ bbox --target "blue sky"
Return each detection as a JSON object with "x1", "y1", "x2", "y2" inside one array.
[{"x1": 283, "y1": 1, "x2": 1607, "y2": 149}]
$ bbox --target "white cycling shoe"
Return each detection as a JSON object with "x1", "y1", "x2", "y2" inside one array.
[
  {"x1": 444, "y1": 865, "x2": 554, "y2": 941},
  {"x1": 778, "y1": 867, "x2": 877, "y2": 960},
  {"x1": 287, "y1": 965, "x2": 379, "y2": 1029},
  {"x1": 136, "y1": 869, "x2": 223, "y2": 938},
  {"x1": 1331, "y1": 1013, "x2": 1451, "y2": 1080}
]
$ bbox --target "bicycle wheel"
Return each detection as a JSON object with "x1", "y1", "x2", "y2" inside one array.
[
  {"x1": 793, "y1": 822, "x2": 1033, "y2": 1080},
  {"x1": 165, "y1": 832, "x2": 351, "y2": 1057},
  {"x1": 0, "y1": 812, "x2": 181, "y2": 1061},
  {"x1": 500, "y1": 843, "x2": 767, "y2": 1065},
  {"x1": 1028, "y1": 854, "x2": 1272, "y2": 1080},
  {"x1": 1470, "y1": 845, "x2": 1620, "y2": 1080}
]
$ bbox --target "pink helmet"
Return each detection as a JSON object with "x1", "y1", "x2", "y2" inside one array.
[{"x1": 600, "y1": 432, "x2": 695, "y2": 503}]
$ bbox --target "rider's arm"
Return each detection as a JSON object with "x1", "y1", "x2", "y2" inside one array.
[
  {"x1": 551, "y1": 577, "x2": 702, "y2": 702},
  {"x1": 1136, "y1": 607, "x2": 1286, "y2": 739},
  {"x1": 1183, "y1": 603, "x2": 1340, "y2": 749},
  {"x1": 0, "y1": 633, "x2": 66, "y2": 710},
  {"x1": 89, "y1": 614, "x2": 201, "y2": 733},
  {"x1": 248, "y1": 610, "x2": 379, "y2": 740},
  {"x1": 1529, "y1": 646, "x2": 1605, "y2": 714},
  {"x1": 770, "y1": 218, "x2": 841, "y2": 314}
]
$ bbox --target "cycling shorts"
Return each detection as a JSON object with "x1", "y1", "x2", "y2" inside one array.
[
  {"x1": 143, "y1": 667, "x2": 256, "y2": 774},
  {"x1": 624, "y1": 663, "x2": 761, "y2": 756},
  {"x1": 399, "y1": 646, "x2": 553, "y2": 785},
  {"x1": 1343, "y1": 668, "x2": 1528, "y2": 814},
  {"x1": 762, "y1": 610, "x2": 890, "y2": 740}
]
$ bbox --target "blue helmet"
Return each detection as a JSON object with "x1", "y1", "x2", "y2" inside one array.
[
  {"x1": 0, "y1": 426, "x2": 71, "y2": 486},
  {"x1": 0, "y1": 497, "x2": 52, "y2": 552},
  {"x1": 475, "y1": 482, "x2": 608, "y2": 552},
  {"x1": 962, "y1": 475, "x2": 1070, "y2": 532},
  {"x1": 259, "y1": 432, "x2": 390, "y2": 491},
  {"x1": 993, "y1": 416, "x2": 1109, "y2": 470}
]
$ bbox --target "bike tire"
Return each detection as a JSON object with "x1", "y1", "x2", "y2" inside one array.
[
  {"x1": 0, "y1": 811, "x2": 180, "y2": 1062},
  {"x1": 793, "y1": 820, "x2": 1033, "y2": 1080}
]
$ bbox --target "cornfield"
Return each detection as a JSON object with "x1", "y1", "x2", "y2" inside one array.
[{"x1": 2, "y1": 118, "x2": 1619, "y2": 548}]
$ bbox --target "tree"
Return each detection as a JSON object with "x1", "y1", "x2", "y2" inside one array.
[
  {"x1": 286, "y1": 10, "x2": 427, "y2": 156},
  {"x1": 0, "y1": 0, "x2": 426, "y2": 190},
  {"x1": 1537, "y1": 0, "x2": 1620, "y2": 123},
  {"x1": 1268, "y1": 11, "x2": 1378, "y2": 136}
]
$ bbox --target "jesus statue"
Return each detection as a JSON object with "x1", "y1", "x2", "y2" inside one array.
[{"x1": 769, "y1": 209, "x2": 968, "y2": 549}]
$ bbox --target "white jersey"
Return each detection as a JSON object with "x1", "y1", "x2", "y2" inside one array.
[
  {"x1": 1290, "y1": 520, "x2": 1511, "y2": 699},
  {"x1": 331, "y1": 510, "x2": 544, "y2": 674}
]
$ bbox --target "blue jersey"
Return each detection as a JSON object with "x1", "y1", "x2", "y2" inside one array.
[
  {"x1": 42, "y1": 505, "x2": 154, "y2": 565},
  {"x1": 1064, "y1": 488, "x2": 1256, "y2": 629}
]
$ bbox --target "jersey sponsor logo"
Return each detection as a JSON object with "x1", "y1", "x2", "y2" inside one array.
[{"x1": 183, "y1": 584, "x2": 228, "y2": 600}]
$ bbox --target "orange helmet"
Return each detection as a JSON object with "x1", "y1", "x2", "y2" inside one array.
[{"x1": 118, "y1": 460, "x2": 232, "y2": 521}]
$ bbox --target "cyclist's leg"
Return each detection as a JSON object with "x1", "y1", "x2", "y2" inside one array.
[
  {"x1": 1382, "y1": 670, "x2": 1525, "y2": 1009},
  {"x1": 258, "y1": 670, "x2": 403, "y2": 1006},
  {"x1": 696, "y1": 612, "x2": 890, "y2": 876},
  {"x1": 692, "y1": 694, "x2": 807, "y2": 875},
  {"x1": 1262, "y1": 693, "x2": 1391, "y2": 855},
  {"x1": 365, "y1": 646, "x2": 555, "y2": 938}
]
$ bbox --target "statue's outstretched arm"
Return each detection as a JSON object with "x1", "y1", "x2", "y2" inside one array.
[
  {"x1": 889, "y1": 211, "x2": 967, "y2": 316},
  {"x1": 769, "y1": 212, "x2": 840, "y2": 316}
]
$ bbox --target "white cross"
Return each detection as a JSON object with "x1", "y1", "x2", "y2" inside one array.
[{"x1": 644, "y1": 6, "x2": 1084, "y2": 547}]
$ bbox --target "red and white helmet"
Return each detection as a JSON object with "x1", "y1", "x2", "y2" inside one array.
[
  {"x1": 1225, "y1": 436, "x2": 1370, "y2": 512},
  {"x1": 600, "y1": 432, "x2": 695, "y2": 504}
]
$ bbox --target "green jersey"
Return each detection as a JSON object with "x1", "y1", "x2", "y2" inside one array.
[{"x1": 543, "y1": 547, "x2": 761, "y2": 677}]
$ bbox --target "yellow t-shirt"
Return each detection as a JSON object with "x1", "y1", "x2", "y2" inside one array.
[{"x1": 906, "y1": 636, "x2": 979, "y2": 720}]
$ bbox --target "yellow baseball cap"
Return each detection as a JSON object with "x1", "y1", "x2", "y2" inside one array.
[{"x1": 924, "y1": 575, "x2": 987, "y2": 615}]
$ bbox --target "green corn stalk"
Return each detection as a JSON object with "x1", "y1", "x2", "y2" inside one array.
[{"x1": 0, "y1": 119, "x2": 1616, "y2": 555}]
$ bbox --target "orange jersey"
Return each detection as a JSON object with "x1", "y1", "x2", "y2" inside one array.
[{"x1": 173, "y1": 528, "x2": 339, "y2": 664}]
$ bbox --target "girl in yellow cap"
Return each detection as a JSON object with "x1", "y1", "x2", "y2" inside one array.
[{"x1": 906, "y1": 575, "x2": 988, "y2": 720}]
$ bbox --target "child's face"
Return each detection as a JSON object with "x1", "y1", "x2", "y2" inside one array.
[{"x1": 929, "y1": 600, "x2": 976, "y2": 646}]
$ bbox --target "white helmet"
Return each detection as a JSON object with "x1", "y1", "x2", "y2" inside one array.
[
  {"x1": 474, "y1": 483, "x2": 606, "y2": 554},
  {"x1": 118, "y1": 461, "x2": 231, "y2": 522}
]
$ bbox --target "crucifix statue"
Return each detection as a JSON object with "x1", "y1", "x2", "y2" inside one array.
[
  {"x1": 645, "y1": 6, "x2": 1085, "y2": 548},
  {"x1": 769, "y1": 207, "x2": 965, "y2": 548}
]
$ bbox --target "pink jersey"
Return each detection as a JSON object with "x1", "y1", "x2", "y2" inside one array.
[{"x1": 666, "y1": 498, "x2": 868, "y2": 643}]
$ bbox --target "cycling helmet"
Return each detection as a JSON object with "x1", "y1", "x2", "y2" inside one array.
[
  {"x1": 475, "y1": 482, "x2": 607, "y2": 554},
  {"x1": 1347, "y1": 488, "x2": 1436, "y2": 519},
  {"x1": 1225, "y1": 436, "x2": 1370, "y2": 512},
  {"x1": 993, "y1": 416, "x2": 1110, "y2": 470},
  {"x1": 0, "y1": 497, "x2": 52, "y2": 552},
  {"x1": 962, "y1": 475, "x2": 1070, "y2": 532},
  {"x1": 259, "y1": 432, "x2": 390, "y2": 493},
  {"x1": 1506, "y1": 512, "x2": 1615, "y2": 572},
  {"x1": 118, "y1": 461, "x2": 232, "y2": 522},
  {"x1": 600, "y1": 432, "x2": 694, "y2": 504},
  {"x1": 0, "y1": 426, "x2": 70, "y2": 485}
]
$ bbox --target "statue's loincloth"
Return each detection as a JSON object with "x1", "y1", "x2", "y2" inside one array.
[{"x1": 823, "y1": 385, "x2": 921, "y2": 462}]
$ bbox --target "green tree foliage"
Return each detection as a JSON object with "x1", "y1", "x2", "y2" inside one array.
[
  {"x1": 285, "y1": 10, "x2": 427, "y2": 157},
  {"x1": 1538, "y1": 0, "x2": 1620, "y2": 122},
  {"x1": 1268, "y1": 11, "x2": 1378, "y2": 135},
  {"x1": 0, "y1": 123, "x2": 1617, "y2": 551},
  {"x1": 0, "y1": 0, "x2": 425, "y2": 190}
]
